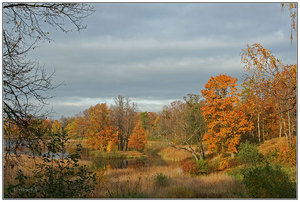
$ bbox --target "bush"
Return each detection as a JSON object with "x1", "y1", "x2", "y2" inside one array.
[
  {"x1": 227, "y1": 158, "x2": 238, "y2": 168},
  {"x1": 218, "y1": 157, "x2": 239, "y2": 171},
  {"x1": 180, "y1": 158, "x2": 208, "y2": 175},
  {"x1": 5, "y1": 132, "x2": 96, "y2": 198},
  {"x1": 154, "y1": 173, "x2": 169, "y2": 186},
  {"x1": 227, "y1": 167, "x2": 243, "y2": 182},
  {"x1": 195, "y1": 159, "x2": 208, "y2": 175},
  {"x1": 241, "y1": 163, "x2": 296, "y2": 198},
  {"x1": 181, "y1": 159, "x2": 199, "y2": 175},
  {"x1": 238, "y1": 142, "x2": 263, "y2": 166},
  {"x1": 218, "y1": 158, "x2": 229, "y2": 171},
  {"x1": 207, "y1": 159, "x2": 220, "y2": 173}
]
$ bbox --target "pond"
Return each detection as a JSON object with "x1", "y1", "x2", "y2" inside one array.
[
  {"x1": 4, "y1": 140, "x2": 176, "y2": 169},
  {"x1": 76, "y1": 147, "x2": 172, "y2": 170},
  {"x1": 4, "y1": 139, "x2": 70, "y2": 159}
]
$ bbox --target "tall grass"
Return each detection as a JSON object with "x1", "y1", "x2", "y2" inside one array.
[
  {"x1": 3, "y1": 154, "x2": 91, "y2": 188},
  {"x1": 158, "y1": 146, "x2": 193, "y2": 162},
  {"x1": 91, "y1": 165, "x2": 244, "y2": 198}
]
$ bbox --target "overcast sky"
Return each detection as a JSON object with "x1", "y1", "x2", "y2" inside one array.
[{"x1": 29, "y1": 3, "x2": 297, "y2": 119}]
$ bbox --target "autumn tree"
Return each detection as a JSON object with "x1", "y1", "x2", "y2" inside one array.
[
  {"x1": 110, "y1": 95, "x2": 138, "y2": 151},
  {"x1": 65, "y1": 116, "x2": 87, "y2": 139},
  {"x1": 270, "y1": 64, "x2": 297, "y2": 144},
  {"x1": 201, "y1": 74, "x2": 252, "y2": 155},
  {"x1": 152, "y1": 97, "x2": 207, "y2": 161},
  {"x1": 241, "y1": 43, "x2": 281, "y2": 143},
  {"x1": 241, "y1": 44, "x2": 296, "y2": 145},
  {"x1": 80, "y1": 104, "x2": 118, "y2": 151},
  {"x1": 146, "y1": 112, "x2": 157, "y2": 128},
  {"x1": 51, "y1": 120, "x2": 63, "y2": 135},
  {"x1": 128, "y1": 120, "x2": 147, "y2": 151},
  {"x1": 140, "y1": 112, "x2": 158, "y2": 140},
  {"x1": 155, "y1": 100, "x2": 186, "y2": 140},
  {"x1": 182, "y1": 94, "x2": 207, "y2": 159}
]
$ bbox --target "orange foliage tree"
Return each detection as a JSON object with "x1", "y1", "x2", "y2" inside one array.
[
  {"x1": 201, "y1": 74, "x2": 253, "y2": 155},
  {"x1": 128, "y1": 120, "x2": 147, "y2": 151},
  {"x1": 81, "y1": 104, "x2": 118, "y2": 151}
]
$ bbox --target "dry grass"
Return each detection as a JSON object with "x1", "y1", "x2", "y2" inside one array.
[
  {"x1": 3, "y1": 154, "x2": 42, "y2": 186},
  {"x1": 158, "y1": 146, "x2": 193, "y2": 162},
  {"x1": 91, "y1": 165, "x2": 244, "y2": 198},
  {"x1": 4, "y1": 153, "x2": 244, "y2": 198},
  {"x1": 258, "y1": 137, "x2": 290, "y2": 156},
  {"x1": 3, "y1": 153, "x2": 92, "y2": 187}
]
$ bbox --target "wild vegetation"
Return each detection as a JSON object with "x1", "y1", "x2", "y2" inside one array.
[{"x1": 3, "y1": 2, "x2": 297, "y2": 199}]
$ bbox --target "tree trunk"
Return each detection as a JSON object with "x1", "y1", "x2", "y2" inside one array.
[
  {"x1": 262, "y1": 118, "x2": 265, "y2": 142},
  {"x1": 279, "y1": 103, "x2": 289, "y2": 145},
  {"x1": 287, "y1": 102, "x2": 292, "y2": 145},
  {"x1": 200, "y1": 141, "x2": 205, "y2": 160},
  {"x1": 279, "y1": 123, "x2": 282, "y2": 138},
  {"x1": 288, "y1": 112, "x2": 291, "y2": 145},
  {"x1": 192, "y1": 152, "x2": 199, "y2": 161},
  {"x1": 257, "y1": 113, "x2": 261, "y2": 143},
  {"x1": 281, "y1": 116, "x2": 289, "y2": 145}
]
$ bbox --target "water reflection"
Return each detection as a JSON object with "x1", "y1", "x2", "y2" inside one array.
[
  {"x1": 77, "y1": 147, "x2": 170, "y2": 170},
  {"x1": 4, "y1": 140, "x2": 67, "y2": 159},
  {"x1": 5, "y1": 140, "x2": 172, "y2": 170}
]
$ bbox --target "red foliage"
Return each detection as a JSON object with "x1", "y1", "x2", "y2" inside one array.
[{"x1": 180, "y1": 159, "x2": 200, "y2": 175}]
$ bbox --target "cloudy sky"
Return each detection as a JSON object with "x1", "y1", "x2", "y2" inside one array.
[{"x1": 29, "y1": 3, "x2": 297, "y2": 119}]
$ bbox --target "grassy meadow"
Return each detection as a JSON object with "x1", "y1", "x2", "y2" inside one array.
[{"x1": 4, "y1": 137, "x2": 296, "y2": 198}]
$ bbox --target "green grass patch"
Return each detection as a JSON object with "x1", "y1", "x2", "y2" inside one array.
[{"x1": 281, "y1": 166, "x2": 297, "y2": 183}]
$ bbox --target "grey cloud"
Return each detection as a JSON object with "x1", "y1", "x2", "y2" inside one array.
[{"x1": 26, "y1": 3, "x2": 297, "y2": 119}]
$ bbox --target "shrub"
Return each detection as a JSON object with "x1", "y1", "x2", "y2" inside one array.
[
  {"x1": 195, "y1": 159, "x2": 208, "y2": 175},
  {"x1": 237, "y1": 142, "x2": 263, "y2": 166},
  {"x1": 180, "y1": 159, "x2": 199, "y2": 175},
  {"x1": 154, "y1": 173, "x2": 169, "y2": 186},
  {"x1": 218, "y1": 158, "x2": 229, "y2": 171},
  {"x1": 180, "y1": 159, "x2": 208, "y2": 175},
  {"x1": 227, "y1": 158, "x2": 238, "y2": 168},
  {"x1": 207, "y1": 159, "x2": 220, "y2": 173},
  {"x1": 241, "y1": 163, "x2": 296, "y2": 198},
  {"x1": 5, "y1": 132, "x2": 96, "y2": 198},
  {"x1": 227, "y1": 167, "x2": 243, "y2": 182},
  {"x1": 218, "y1": 157, "x2": 239, "y2": 171}
]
